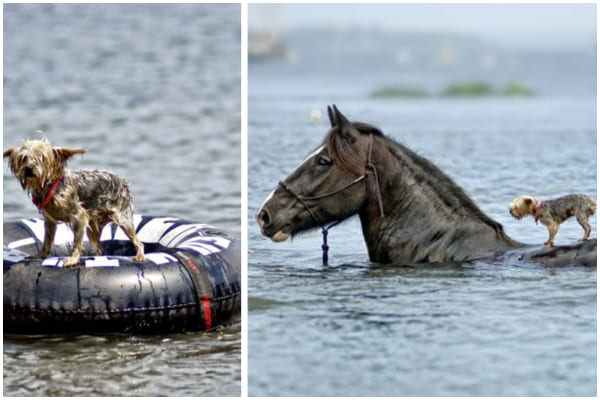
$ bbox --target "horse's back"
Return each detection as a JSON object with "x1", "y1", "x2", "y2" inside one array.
[{"x1": 521, "y1": 239, "x2": 596, "y2": 267}]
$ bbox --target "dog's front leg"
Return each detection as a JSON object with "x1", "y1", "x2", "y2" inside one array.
[
  {"x1": 27, "y1": 218, "x2": 57, "y2": 259},
  {"x1": 576, "y1": 215, "x2": 592, "y2": 241},
  {"x1": 63, "y1": 213, "x2": 89, "y2": 268},
  {"x1": 544, "y1": 222, "x2": 558, "y2": 247}
]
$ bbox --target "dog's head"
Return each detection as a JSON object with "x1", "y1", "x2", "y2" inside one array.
[
  {"x1": 509, "y1": 195, "x2": 536, "y2": 220},
  {"x1": 3, "y1": 138, "x2": 85, "y2": 192}
]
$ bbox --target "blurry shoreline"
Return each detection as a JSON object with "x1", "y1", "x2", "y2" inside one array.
[{"x1": 250, "y1": 27, "x2": 596, "y2": 99}]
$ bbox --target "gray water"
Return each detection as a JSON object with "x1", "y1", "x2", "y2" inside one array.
[
  {"x1": 248, "y1": 31, "x2": 597, "y2": 396},
  {"x1": 4, "y1": 4, "x2": 241, "y2": 396}
]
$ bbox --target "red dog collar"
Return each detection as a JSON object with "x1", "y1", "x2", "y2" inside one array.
[
  {"x1": 534, "y1": 200, "x2": 542, "y2": 224},
  {"x1": 32, "y1": 176, "x2": 64, "y2": 211}
]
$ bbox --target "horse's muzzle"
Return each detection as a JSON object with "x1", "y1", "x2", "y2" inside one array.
[
  {"x1": 256, "y1": 209, "x2": 290, "y2": 242},
  {"x1": 256, "y1": 209, "x2": 269, "y2": 231}
]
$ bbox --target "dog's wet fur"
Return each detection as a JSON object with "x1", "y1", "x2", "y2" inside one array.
[
  {"x1": 509, "y1": 194, "x2": 596, "y2": 247},
  {"x1": 4, "y1": 138, "x2": 144, "y2": 267}
]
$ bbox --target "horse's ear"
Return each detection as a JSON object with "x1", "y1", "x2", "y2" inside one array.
[
  {"x1": 332, "y1": 105, "x2": 350, "y2": 126},
  {"x1": 327, "y1": 105, "x2": 336, "y2": 127},
  {"x1": 332, "y1": 105, "x2": 358, "y2": 143}
]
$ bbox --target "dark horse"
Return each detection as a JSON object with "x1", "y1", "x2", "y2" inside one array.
[{"x1": 257, "y1": 105, "x2": 596, "y2": 266}]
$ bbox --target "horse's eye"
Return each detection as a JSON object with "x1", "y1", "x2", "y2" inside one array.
[{"x1": 317, "y1": 156, "x2": 331, "y2": 166}]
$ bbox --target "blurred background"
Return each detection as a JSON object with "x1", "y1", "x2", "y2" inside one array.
[
  {"x1": 249, "y1": 3, "x2": 595, "y2": 98},
  {"x1": 4, "y1": 4, "x2": 240, "y2": 396},
  {"x1": 248, "y1": 3, "x2": 596, "y2": 397}
]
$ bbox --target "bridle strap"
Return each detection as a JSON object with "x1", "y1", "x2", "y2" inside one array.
[
  {"x1": 278, "y1": 181, "x2": 342, "y2": 265},
  {"x1": 366, "y1": 133, "x2": 385, "y2": 218},
  {"x1": 278, "y1": 180, "x2": 326, "y2": 227},
  {"x1": 278, "y1": 133, "x2": 384, "y2": 265},
  {"x1": 296, "y1": 175, "x2": 366, "y2": 201}
]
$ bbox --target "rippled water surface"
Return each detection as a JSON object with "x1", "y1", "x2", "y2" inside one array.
[
  {"x1": 4, "y1": 328, "x2": 240, "y2": 396},
  {"x1": 248, "y1": 40, "x2": 597, "y2": 395},
  {"x1": 4, "y1": 4, "x2": 240, "y2": 396}
]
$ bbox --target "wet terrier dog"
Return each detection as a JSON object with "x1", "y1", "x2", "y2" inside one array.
[
  {"x1": 3, "y1": 138, "x2": 145, "y2": 267},
  {"x1": 509, "y1": 194, "x2": 596, "y2": 247}
]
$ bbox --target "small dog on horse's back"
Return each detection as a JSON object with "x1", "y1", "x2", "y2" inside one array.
[
  {"x1": 3, "y1": 138, "x2": 144, "y2": 267},
  {"x1": 509, "y1": 194, "x2": 596, "y2": 247}
]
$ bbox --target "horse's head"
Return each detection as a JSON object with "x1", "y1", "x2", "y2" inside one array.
[{"x1": 257, "y1": 105, "x2": 381, "y2": 242}]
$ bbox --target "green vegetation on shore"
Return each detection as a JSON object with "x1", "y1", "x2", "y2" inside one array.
[
  {"x1": 442, "y1": 81, "x2": 493, "y2": 97},
  {"x1": 369, "y1": 86, "x2": 429, "y2": 99},
  {"x1": 500, "y1": 82, "x2": 535, "y2": 96},
  {"x1": 370, "y1": 81, "x2": 534, "y2": 99}
]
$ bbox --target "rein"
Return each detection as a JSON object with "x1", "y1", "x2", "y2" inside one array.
[{"x1": 278, "y1": 133, "x2": 384, "y2": 265}]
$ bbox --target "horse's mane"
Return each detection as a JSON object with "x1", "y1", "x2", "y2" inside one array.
[
  {"x1": 326, "y1": 122, "x2": 506, "y2": 234},
  {"x1": 391, "y1": 137, "x2": 505, "y2": 232}
]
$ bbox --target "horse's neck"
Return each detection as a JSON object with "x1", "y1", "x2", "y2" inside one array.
[{"x1": 358, "y1": 138, "x2": 514, "y2": 263}]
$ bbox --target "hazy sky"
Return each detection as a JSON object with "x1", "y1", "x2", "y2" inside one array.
[{"x1": 249, "y1": 3, "x2": 596, "y2": 49}]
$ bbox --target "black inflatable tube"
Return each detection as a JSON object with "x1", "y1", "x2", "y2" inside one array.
[{"x1": 4, "y1": 216, "x2": 241, "y2": 334}]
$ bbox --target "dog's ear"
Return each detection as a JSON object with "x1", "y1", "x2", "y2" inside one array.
[
  {"x1": 524, "y1": 197, "x2": 533, "y2": 205},
  {"x1": 3, "y1": 148, "x2": 14, "y2": 158},
  {"x1": 53, "y1": 147, "x2": 86, "y2": 163}
]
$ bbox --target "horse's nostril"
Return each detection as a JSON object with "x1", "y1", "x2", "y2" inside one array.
[{"x1": 257, "y1": 209, "x2": 270, "y2": 228}]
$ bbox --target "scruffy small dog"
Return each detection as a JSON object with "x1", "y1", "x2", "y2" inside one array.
[
  {"x1": 3, "y1": 138, "x2": 145, "y2": 267},
  {"x1": 509, "y1": 194, "x2": 596, "y2": 247}
]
